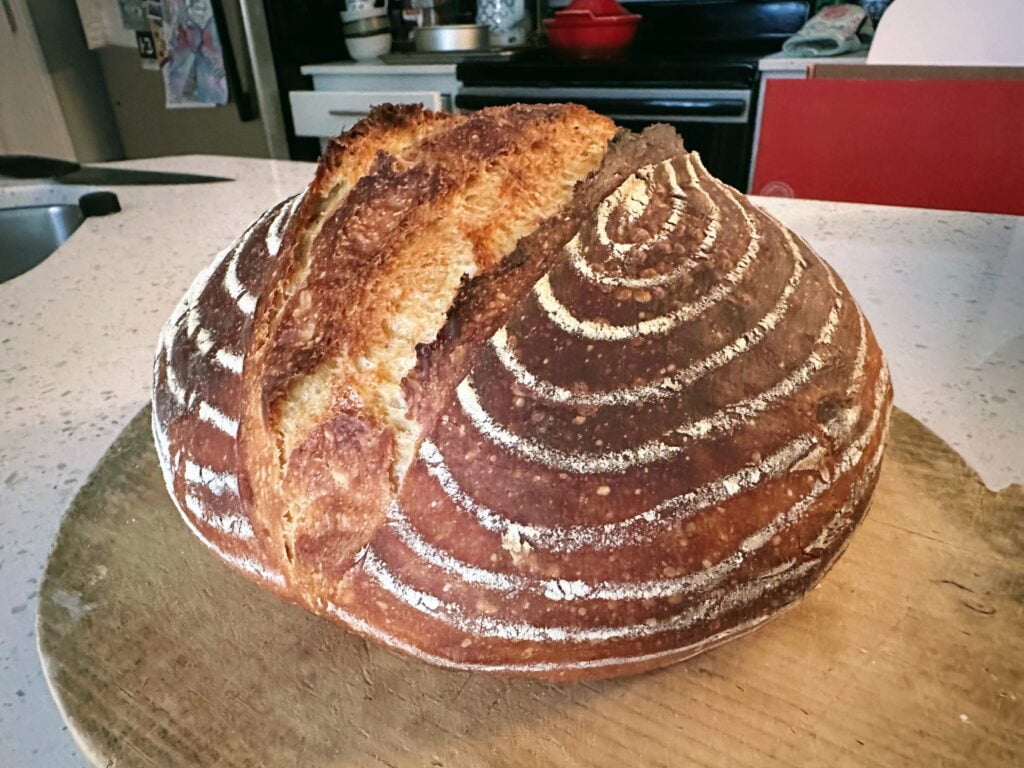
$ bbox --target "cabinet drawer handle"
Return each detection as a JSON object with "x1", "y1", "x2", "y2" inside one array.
[{"x1": 328, "y1": 109, "x2": 368, "y2": 117}]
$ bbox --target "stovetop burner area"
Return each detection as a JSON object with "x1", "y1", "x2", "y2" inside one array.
[
  {"x1": 454, "y1": 2, "x2": 813, "y2": 191},
  {"x1": 458, "y1": 0, "x2": 810, "y2": 89}
]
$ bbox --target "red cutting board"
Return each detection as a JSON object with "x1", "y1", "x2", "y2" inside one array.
[{"x1": 751, "y1": 78, "x2": 1024, "y2": 215}]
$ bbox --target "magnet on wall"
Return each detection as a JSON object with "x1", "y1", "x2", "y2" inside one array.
[{"x1": 136, "y1": 30, "x2": 160, "y2": 69}]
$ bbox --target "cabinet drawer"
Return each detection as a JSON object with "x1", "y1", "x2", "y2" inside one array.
[{"x1": 289, "y1": 91, "x2": 445, "y2": 137}]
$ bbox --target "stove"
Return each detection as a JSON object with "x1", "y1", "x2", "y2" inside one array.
[
  {"x1": 458, "y1": 49, "x2": 762, "y2": 90},
  {"x1": 455, "y1": 1, "x2": 811, "y2": 190}
]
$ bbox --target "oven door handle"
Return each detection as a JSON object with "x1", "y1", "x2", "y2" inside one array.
[{"x1": 454, "y1": 93, "x2": 747, "y2": 117}]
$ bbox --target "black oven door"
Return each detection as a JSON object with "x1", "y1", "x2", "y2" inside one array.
[{"x1": 455, "y1": 88, "x2": 755, "y2": 191}]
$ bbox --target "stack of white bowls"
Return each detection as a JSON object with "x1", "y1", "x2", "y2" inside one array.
[{"x1": 341, "y1": 0, "x2": 392, "y2": 60}]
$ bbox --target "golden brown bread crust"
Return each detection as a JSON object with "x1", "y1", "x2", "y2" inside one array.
[
  {"x1": 264, "y1": 104, "x2": 615, "y2": 407},
  {"x1": 152, "y1": 105, "x2": 462, "y2": 590},
  {"x1": 247, "y1": 103, "x2": 616, "y2": 601},
  {"x1": 404, "y1": 124, "x2": 685, "y2": 430},
  {"x1": 153, "y1": 106, "x2": 892, "y2": 681}
]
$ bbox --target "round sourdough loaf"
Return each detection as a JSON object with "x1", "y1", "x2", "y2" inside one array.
[{"x1": 153, "y1": 104, "x2": 892, "y2": 681}]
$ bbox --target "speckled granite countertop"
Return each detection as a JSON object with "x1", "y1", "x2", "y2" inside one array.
[
  {"x1": 0, "y1": 156, "x2": 313, "y2": 766},
  {"x1": 1, "y1": 156, "x2": 1021, "y2": 766}
]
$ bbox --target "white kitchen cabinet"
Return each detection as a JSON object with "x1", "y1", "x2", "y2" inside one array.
[{"x1": 292, "y1": 63, "x2": 459, "y2": 142}]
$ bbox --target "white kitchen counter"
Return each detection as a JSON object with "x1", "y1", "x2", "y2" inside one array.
[
  {"x1": 1, "y1": 155, "x2": 1021, "y2": 766},
  {"x1": 755, "y1": 195, "x2": 1023, "y2": 491},
  {"x1": 0, "y1": 155, "x2": 313, "y2": 766}
]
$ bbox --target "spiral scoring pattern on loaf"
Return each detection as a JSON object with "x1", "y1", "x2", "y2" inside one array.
[
  {"x1": 333, "y1": 153, "x2": 890, "y2": 672},
  {"x1": 152, "y1": 128, "x2": 890, "y2": 678}
]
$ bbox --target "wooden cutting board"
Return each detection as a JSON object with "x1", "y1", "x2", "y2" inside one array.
[{"x1": 37, "y1": 406, "x2": 1023, "y2": 767}]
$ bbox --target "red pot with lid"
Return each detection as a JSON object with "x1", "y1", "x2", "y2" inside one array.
[
  {"x1": 545, "y1": 0, "x2": 641, "y2": 60},
  {"x1": 556, "y1": 0, "x2": 631, "y2": 16}
]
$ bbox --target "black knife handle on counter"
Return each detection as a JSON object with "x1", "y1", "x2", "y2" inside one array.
[{"x1": 0, "y1": 155, "x2": 80, "y2": 179}]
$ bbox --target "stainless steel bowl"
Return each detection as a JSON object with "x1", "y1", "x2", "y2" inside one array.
[{"x1": 413, "y1": 24, "x2": 490, "y2": 52}]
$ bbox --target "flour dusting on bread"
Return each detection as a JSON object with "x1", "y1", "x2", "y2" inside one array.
[{"x1": 153, "y1": 104, "x2": 892, "y2": 681}]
